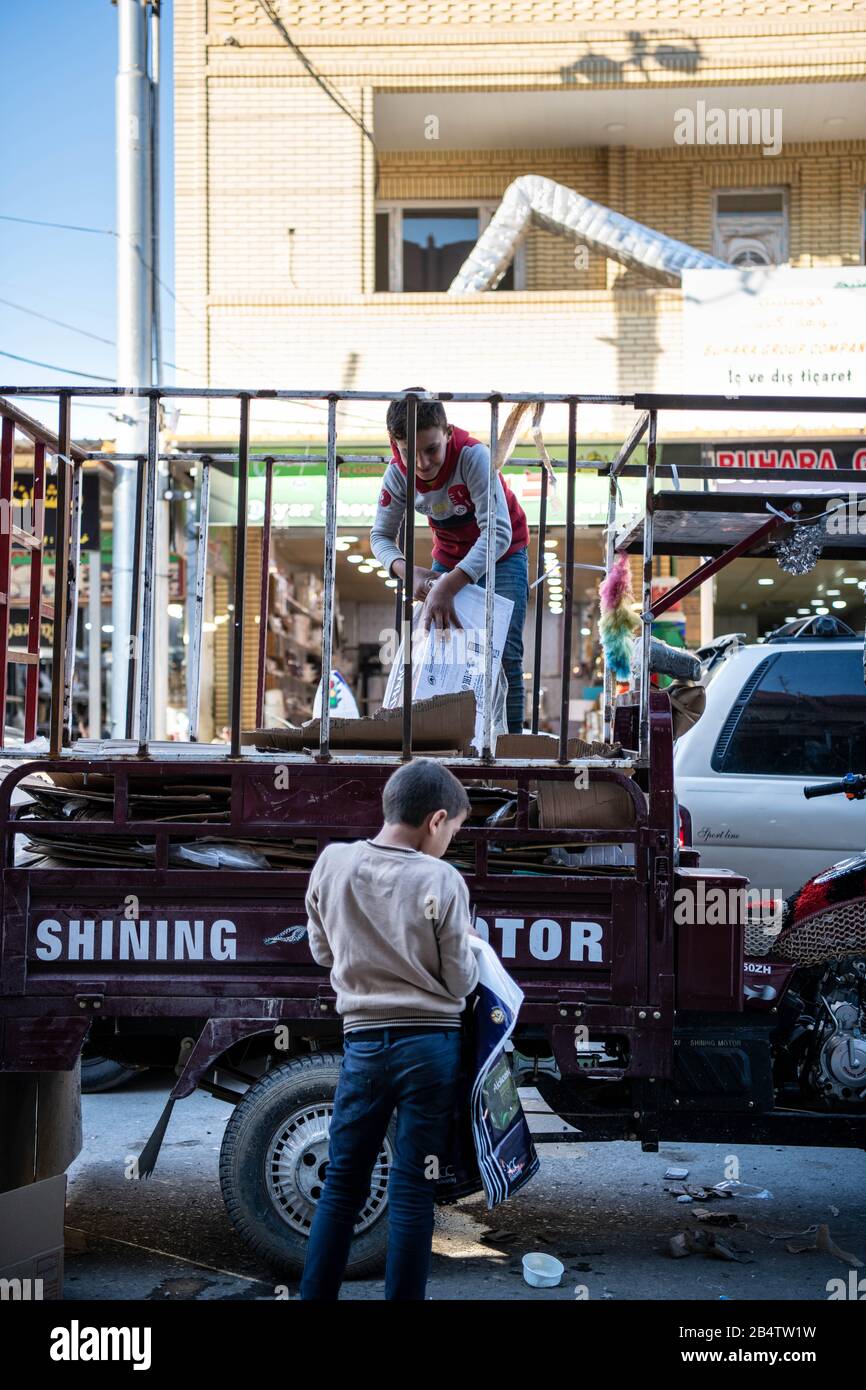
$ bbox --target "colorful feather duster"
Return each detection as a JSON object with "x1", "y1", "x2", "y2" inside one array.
[{"x1": 599, "y1": 552, "x2": 641, "y2": 681}]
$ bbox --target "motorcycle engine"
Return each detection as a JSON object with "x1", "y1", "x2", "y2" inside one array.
[{"x1": 798, "y1": 958, "x2": 866, "y2": 1106}]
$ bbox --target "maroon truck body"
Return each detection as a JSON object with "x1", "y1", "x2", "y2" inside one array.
[{"x1": 3, "y1": 692, "x2": 860, "y2": 1151}]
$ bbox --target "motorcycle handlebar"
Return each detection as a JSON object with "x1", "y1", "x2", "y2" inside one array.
[{"x1": 804, "y1": 775, "x2": 866, "y2": 800}]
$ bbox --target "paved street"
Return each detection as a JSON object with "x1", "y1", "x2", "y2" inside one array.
[{"x1": 65, "y1": 1071, "x2": 866, "y2": 1302}]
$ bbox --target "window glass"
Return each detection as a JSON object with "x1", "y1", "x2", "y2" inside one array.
[
  {"x1": 713, "y1": 189, "x2": 787, "y2": 266},
  {"x1": 713, "y1": 650, "x2": 866, "y2": 776},
  {"x1": 401, "y1": 209, "x2": 479, "y2": 291}
]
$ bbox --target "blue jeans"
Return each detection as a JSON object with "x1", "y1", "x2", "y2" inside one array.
[
  {"x1": 298, "y1": 1027, "x2": 462, "y2": 1301},
  {"x1": 432, "y1": 546, "x2": 529, "y2": 733}
]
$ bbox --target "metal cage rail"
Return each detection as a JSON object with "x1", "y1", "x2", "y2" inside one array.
[{"x1": 1, "y1": 386, "x2": 864, "y2": 766}]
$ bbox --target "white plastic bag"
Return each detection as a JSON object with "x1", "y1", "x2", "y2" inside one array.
[{"x1": 382, "y1": 582, "x2": 513, "y2": 753}]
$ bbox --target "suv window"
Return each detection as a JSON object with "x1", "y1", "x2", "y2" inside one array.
[{"x1": 712, "y1": 649, "x2": 866, "y2": 776}]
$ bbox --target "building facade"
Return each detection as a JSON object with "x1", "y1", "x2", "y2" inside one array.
[{"x1": 175, "y1": 0, "x2": 866, "y2": 442}]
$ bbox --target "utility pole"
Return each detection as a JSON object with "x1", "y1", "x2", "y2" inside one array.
[{"x1": 113, "y1": 0, "x2": 152, "y2": 737}]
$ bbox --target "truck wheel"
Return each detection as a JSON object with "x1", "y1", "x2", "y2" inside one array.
[
  {"x1": 81, "y1": 1054, "x2": 145, "y2": 1093},
  {"x1": 219, "y1": 1053, "x2": 393, "y2": 1280}
]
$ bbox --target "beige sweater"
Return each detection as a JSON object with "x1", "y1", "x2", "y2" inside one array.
[{"x1": 305, "y1": 840, "x2": 480, "y2": 1033}]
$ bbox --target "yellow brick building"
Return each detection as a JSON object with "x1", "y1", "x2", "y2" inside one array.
[{"x1": 175, "y1": 0, "x2": 866, "y2": 443}]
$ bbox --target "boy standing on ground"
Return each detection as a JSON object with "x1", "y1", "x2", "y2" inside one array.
[
  {"x1": 370, "y1": 391, "x2": 530, "y2": 734},
  {"x1": 299, "y1": 760, "x2": 480, "y2": 1301}
]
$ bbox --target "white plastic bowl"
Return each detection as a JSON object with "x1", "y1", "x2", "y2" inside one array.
[{"x1": 522, "y1": 1252, "x2": 564, "y2": 1288}]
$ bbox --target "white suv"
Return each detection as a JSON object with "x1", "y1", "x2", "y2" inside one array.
[{"x1": 675, "y1": 625, "x2": 866, "y2": 899}]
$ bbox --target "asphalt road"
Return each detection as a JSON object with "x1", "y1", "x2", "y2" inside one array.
[{"x1": 63, "y1": 1070, "x2": 866, "y2": 1302}]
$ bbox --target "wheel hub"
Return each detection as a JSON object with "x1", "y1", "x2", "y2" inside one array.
[{"x1": 266, "y1": 1103, "x2": 391, "y2": 1236}]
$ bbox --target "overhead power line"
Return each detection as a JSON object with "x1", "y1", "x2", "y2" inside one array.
[
  {"x1": 0, "y1": 350, "x2": 114, "y2": 381},
  {"x1": 255, "y1": 0, "x2": 376, "y2": 151}
]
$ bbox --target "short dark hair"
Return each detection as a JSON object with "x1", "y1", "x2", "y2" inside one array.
[
  {"x1": 381, "y1": 759, "x2": 470, "y2": 826},
  {"x1": 386, "y1": 389, "x2": 449, "y2": 442}
]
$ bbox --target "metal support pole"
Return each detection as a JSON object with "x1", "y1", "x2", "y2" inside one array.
[
  {"x1": 255, "y1": 456, "x2": 274, "y2": 729},
  {"x1": 401, "y1": 394, "x2": 417, "y2": 761},
  {"x1": 602, "y1": 475, "x2": 618, "y2": 743},
  {"x1": 63, "y1": 461, "x2": 83, "y2": 740},
  {"x1": 638, "y1": 410, "x2": 658, "y2": 762},
  {"x1": 229, "y1": 396, "x2": 250, "y2": 757},
  {"x1": 49, "y1": 394, "x2": 72, "y2": 756},
  {"x1": 530, "y1": 463, "x2": 548, "y2": 735},
  {"x1": 136, "y1": 395, "x2": 160, "y2": 754},
  {"x1": 558, "y1": 400, "x2": 578, "y2": 763},
  {"x1": 148, "y1": 0, "x2": 163, "y2": 385},
  {"x1": 481, "y1": 396, "x2": 499, "y2": 759},
  {"x1": 187, "y1": 457, "x2": 211, "y2": 742},
  {"x1": 319, "y1": 399, "x2": 338, "y2": 760},
  {"x1": 124, "y1": 456, "x2": 146, "y2": 740},
  {"x1": 88, "y1": 551, "x2": 101, "y2": 739},
  {"x1": 113, "y1": 0, "x2": 153, "y2": 734}
]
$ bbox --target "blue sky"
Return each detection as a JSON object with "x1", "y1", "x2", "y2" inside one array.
[{"x1": 0, "y1": 0, "x2": 175, "y2": 438}]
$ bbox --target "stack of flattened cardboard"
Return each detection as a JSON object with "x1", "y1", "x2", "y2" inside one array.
[{"x1": 243, "y1": 691, "x2": 476, "y2": 756}]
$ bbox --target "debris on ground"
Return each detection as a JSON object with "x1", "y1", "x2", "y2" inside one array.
[
  {"x1": 785, "y1": 1224, "x2": 863, "y2": 1267},
  {"x1": 711, "y1": 1180, "x2": 773, "y2": 1200},
  {"x1": 668, "y1": 1229, "x2": 750, "y2": 1262},
  {"x1": 691, "y1": 1208, "x2": 745, "y2": 1229},
  {"x1": 480, "y1": 1228, "x2": 518, "y2": 1245},
  {"x1": 664, "y1": 1166, "x2": 690, "y2": 1180}
]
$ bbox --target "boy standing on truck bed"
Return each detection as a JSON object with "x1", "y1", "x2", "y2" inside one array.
[
  {"x1": 299, "y1": 759, "x2": 479, "y2": 1301},
  {"x1": 370, "y1": 391, "x2": 530, "y2": 734}
]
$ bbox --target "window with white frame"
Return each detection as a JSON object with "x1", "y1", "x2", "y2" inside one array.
[
  {"x1": 375, "y1": 203, "x2": 524, "y2": 291},
  {"x1": 712, "y1": 189, "x2": 788, "y2": 266}
]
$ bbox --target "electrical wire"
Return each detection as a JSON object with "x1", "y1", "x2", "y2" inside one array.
[
  {"x1": 0, "y1": 350, "x2": 114, "y2": 381},
  {"x1": 254, "y1": 0, "x2": 376, "y2": 152},
  {"x1": 0, "y1": 297, "x2": 114, "y2": 346},
  {"x1": 0, "y1": 226, "x2": 384, "y2": 430}
]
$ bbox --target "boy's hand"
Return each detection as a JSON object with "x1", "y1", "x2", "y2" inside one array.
[
  {"x1": 421, "y1": 576, "x2": 463, "y2": 632},
  {"x1": 389, "y1": 560, "x2": 439, "y2": 602},
  {"x1": 411, "y1": 566, "x2": 439, "y2": 601}
]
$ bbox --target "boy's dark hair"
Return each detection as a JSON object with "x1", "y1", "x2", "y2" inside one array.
[
  {"x1": 386, "y1": 389, "x2": 449, "y2": 442},
  {"x1": 381, "y1": 758, "x2": 470, "y2": 826}
]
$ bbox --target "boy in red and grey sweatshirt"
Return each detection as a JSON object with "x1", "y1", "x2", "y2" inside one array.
[{"x1": 370, "y1": 392, "x2": 529, "y2": 733}]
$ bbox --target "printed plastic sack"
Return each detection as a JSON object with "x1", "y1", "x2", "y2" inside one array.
[{"x1": 382, "y1": 582, "x2": 513, "y2": 753}]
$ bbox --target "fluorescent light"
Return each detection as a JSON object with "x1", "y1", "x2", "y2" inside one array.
[
  {"x1": 385, "y1": 578, "x2": 398, "y2": 588},
  {"x1": 843, "y1": 577, "x2": 859, "y2": 584},
  {"x1": 826, "y1": 589, "x2": 841, "y2": 596},
  {"x1": 810, "y1": 598, "x2": 824, "y2": 605},
  {"x1": 335, "y1": 540, "x2": 351, "y2": 552},
  {"x1": 543, "y1": 539, "x2": 558, "y2": 549},
  {"x1": 797, "y1": 608, "x2": 810, "y2": 615},
  {"x1": 167, "y1": 603, "x2": 184, "y2": 619},
  {"x1": 815, "y1": 606, "x2": 830, "y2": 615},
  {"x1": 580, "y1": 627, "x2": 591, "y2": 636},
  {"x1": 347, "y1": 554, "x2": 364, "y2": 564},
  {"x1": 784, "y1": 616, "x2": 797, "y2": 622},
  {"x1": 377, "y1": 569, "x2": 389, "y2": 578},
  {"x1": 357, "y1": 564, "x2": 374, "y2": 573},
  {"x1": 832, "y1": 600, "x2": 847, "y2": 609},
  {"x1": 340, "y1": 535, "x2": 359, "y2": 543},
  {"x1": 757, "y1": 578, "x2": 774, "y2": 586}
]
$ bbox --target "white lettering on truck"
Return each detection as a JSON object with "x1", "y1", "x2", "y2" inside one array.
[
  {"x1": 474, "y1": 916, "x2": 604, "y2": 963},
  {"x1": 33, "y1": 919, "x2": 237, "y2": 962}
]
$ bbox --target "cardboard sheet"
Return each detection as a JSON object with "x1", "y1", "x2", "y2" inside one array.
[{"x1": 243, "y1": 690, "x2": 477, "y2": 755}]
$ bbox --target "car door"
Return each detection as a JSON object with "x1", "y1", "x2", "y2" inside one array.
[{"x1": 678, "y1": 645, "x2": 866, "y2": 898}]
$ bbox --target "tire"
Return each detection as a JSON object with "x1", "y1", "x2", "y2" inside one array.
[
  {"x1": 80, "y1": 1053, "x2": 145, "y2": 1093},
  {"x1": 219, "y1": 1052, "x2": 393, "y2": 1280}
]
